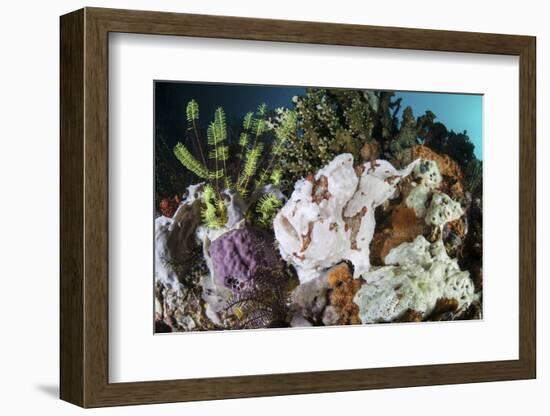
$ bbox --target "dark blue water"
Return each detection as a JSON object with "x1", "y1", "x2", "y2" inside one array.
[{"x1": 155, "y1": 81, "x2": 482, "y2": 160}]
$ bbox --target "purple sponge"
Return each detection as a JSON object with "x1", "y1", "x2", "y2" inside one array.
[{"x1": 209, "y1": 227, "x2": 282, "y2": 293}]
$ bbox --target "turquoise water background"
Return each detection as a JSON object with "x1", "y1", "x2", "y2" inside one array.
[{"x1": 396, "y1": 91, "x2": 483, "y2": 160}]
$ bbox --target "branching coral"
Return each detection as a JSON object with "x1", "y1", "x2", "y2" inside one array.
[
  {"x1": 271, "y1": 88, "x2": 462, "y2": 189},
  {"x1": 274, "y1": 89, "x2": 379, "y2": 182}
]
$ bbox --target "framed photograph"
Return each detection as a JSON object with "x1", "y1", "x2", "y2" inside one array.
[{"x1": 60, "y1": 7, "x2": 536, "y2": 408}]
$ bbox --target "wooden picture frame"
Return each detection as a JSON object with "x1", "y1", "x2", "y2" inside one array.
[{"x1": 60, "y1": 7, "x2": 536, "y2": 408}]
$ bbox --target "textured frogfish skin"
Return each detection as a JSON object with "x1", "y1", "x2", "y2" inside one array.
[{"x1": 209, "y1": 226, "x2": 282, "y2": 293}]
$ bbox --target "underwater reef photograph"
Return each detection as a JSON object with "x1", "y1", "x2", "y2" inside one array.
[{"x1": 154, "y1": 81, "x2": 483, "y2": 333}]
